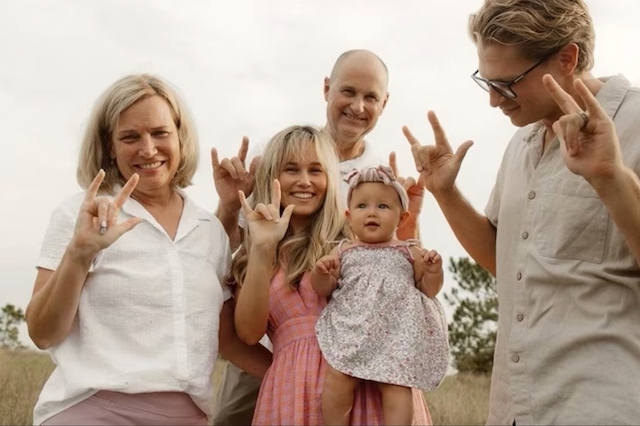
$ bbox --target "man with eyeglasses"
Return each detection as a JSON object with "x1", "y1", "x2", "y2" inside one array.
[{"x1": 404, "y1": 0, "x2": 640, "y2": 424}]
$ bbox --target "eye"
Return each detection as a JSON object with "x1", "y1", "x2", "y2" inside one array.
[
  {"x1": 365, "y1": 94, "x2": 379, "y2": 102},
  {"x1": 310, "y1": 167, "x2": 324, "y2": 174},
  {"x1": 378, "y1": 204, "x2": 389, "y2": 209},
  {"x1": 119, "y1": 134, "x2": 138, "y2": 143},
  {"x1": 284, "y1": 166, "x2": 299, "y2": 173},
  {"x1": 153, "y1": 130, "x2": 170, "y2": 137},
  {"x1": 356, "y1": 203, "x2": 366, "y2": 209},
  {"x1": 341, "y1": 89, "x2": 355, "y2": 96}
]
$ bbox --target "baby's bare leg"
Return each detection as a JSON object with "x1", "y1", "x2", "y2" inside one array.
[
  {"x1": 377, "y1": 382, "x2": 413, "y2": 426},
  {"x1": 322, "y1": 364, "x2": 359, "y2": 425}
]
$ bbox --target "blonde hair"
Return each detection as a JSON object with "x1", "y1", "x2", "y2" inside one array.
[
  {"x1": 76, "y1": 74, "x2": 199, "y2": 194},
  {"x1": 468, "y1": 0, "x2": 595, "y2": 72},
  {"x1": 231, "y1": 125, "x2": 347, "y2": 289}
]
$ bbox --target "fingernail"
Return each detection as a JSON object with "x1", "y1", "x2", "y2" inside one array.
[{"x1": 99, "y1": 221, "x2": 107, "y2": 235}]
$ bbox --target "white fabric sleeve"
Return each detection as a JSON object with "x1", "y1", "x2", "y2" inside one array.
[{"x1": 37, "y1": 194, "x2": 83, "y2": 271}]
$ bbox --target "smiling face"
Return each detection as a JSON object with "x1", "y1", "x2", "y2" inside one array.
[
  {"x1": 277, "y1": 142, "x2": 328, "y2": 231},
  {"x1": 110, "y1": 95, "x2": 180, "y2": 197},
  {"x1": 323, "y1": 51, "x2": 388, "y2": 159},
  {"x1": 346, "y1": 182, "x2": 408, "y2": 244}
]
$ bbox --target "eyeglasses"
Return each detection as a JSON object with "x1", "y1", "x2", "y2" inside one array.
[{"x1": 471, "y1": 53, "x2": 553, "y2": 99}]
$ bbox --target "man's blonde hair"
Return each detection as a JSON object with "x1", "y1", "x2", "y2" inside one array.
[{"x1": 468, "y1": 0, "x2": 595, "y2": 72}]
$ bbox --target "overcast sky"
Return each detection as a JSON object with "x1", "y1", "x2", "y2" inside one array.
[{"x1": 1, "y1": 0, "x2": 639, "y2": 347}]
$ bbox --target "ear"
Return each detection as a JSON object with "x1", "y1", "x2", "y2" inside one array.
[
  {"x1": 398, "y1": 210, "x2": 410, "y2": 227},
  {"x1": 381, "y1": 92, "x2": 390, "y2": 111},
  {"x1": 557, "y1": 43, "x2": 579, "y2": 76},
  {"x1": 323, "y1": 77, "x2": 331, "y2": 101},
  {"x1": 345, "y1": 208, "x2": 351, "y2": 220}
]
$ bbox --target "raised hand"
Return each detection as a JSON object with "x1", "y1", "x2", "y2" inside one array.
[
  {"x1": 389, "y1": 151, "x2": 425, "y2": 210},
  {"x1": 212, "y1": 136, "x2": 261, "y2": 213},
  {"x1": 70, "y1": 170, "x2": 141, "y2": 261},
  {"x1": 403, "y1": 111, "x2": 474, "y2": 196},
  {"x1": 239, "y1": 179, "x2": 294, "y2": 249},
  {"x1": 389, "y1": 151, "x2": 424, "y2": 240},
  {"x1": 542, "y1": 74, "x2": 623, "y2": 183}
]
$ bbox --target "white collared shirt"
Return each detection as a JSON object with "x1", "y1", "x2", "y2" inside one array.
[{"x1": 33, "y1": 189, "x2": 231, "y2": 425}]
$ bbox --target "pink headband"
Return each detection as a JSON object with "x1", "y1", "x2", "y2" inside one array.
[{"x1": 345, "y1": 165, "x2": 409, "y2": 211}]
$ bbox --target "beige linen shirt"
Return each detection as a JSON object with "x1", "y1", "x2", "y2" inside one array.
[{"x1": 485, "y1": 75, "x2": 640, "y2": 425}]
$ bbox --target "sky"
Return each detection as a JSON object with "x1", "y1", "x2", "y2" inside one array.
[{"x1": 1, "y1": 0, "x2": 639, "y2": 347}]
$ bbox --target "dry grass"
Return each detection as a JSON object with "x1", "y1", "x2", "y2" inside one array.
[
  {"x1": 1, "y1": 351, "x2": 489, "y2": 425},
  {"x1": 0, "y1": 348, "x2": 55, "y2": 425},
  {"x1": 425, "y1": 372, "x2": 491, "y2": 425}
]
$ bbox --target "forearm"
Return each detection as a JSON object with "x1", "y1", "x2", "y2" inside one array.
[
  {"x1": 590, "y1": 166, "x2": 640, "y2": 264},
  {"x1": 234, "y1": 246, "x2": 275, "y2": 344},
  {"x1": 218, "y1": 300, "x2": 272, "y2": 379},
  {"x1": 215, "y1": 204, "x2": 242, "y2": 251},
  {"x1": 310, "y1": 271, "x2": 337, "y2": 298},
  {"x1": 26, "y1": 247, "x2": 93, "y2": 349},
  {"x1": 434, "y1": 186, "x2": 497, "y2": 275},
  {"x1": 419, "y1": 272, "x2": 444, "y2": 298},
  {"x1": 397, "y1": 216, "x2": 420, "y2": 241}
]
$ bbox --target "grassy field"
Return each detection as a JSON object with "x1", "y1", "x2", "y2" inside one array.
[{"x1": 1, "y1": 350, "x2": 489, "y2": 425}]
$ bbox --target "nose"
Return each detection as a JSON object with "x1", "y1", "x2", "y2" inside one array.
[
  {"x1": 351, "y1": 96, "x2": 365, "y2": 114},
  {"x1": 298, "y1": 171, "x2": 311, "y2": 186},
  {"x1": 488, "y1": 86, "x2": 507, "y2": 108},
  {"x1": 138, "y1": 133, "x2": 157, "y2": 158}
]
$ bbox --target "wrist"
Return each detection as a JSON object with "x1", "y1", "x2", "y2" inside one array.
[
  {"x1": 588, "y1": 165, "x2": 632, "y2": 196},
  {"x1": 66, "y1": 239, "x2": 97, "y2": 268}
]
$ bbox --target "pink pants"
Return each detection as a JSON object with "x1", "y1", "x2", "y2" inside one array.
[{"x1": 41, "y1": 390, "x2": 208, "y2": 425}]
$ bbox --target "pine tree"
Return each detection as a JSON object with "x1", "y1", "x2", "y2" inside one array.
[
  {"x1": 444, "y1": 257, "x2": 497, "y2": 374},
  {"x1": 0, "y1": 303, "x2": 26, "y2": 349}
]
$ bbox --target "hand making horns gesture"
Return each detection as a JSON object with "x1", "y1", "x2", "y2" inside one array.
[
  {"x1": 212, "y1": 136, "x2": 262, "y2": 212},
  {"x1": 402, "y1": 111, "x2": 474, "y2": 197},
  {"x1": 238, "y1": 179, "x2": 294, "y2": 249},
  {"x1": 542, "y1": 74, "x2": 623, "y2": 182},
  {"x1": 71, "y1": 170, "x2": 141, "y2": 260}
]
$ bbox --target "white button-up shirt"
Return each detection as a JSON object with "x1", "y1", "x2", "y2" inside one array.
[{"x1": 33, "y1": 189, "x2": 231, "y2": 425}]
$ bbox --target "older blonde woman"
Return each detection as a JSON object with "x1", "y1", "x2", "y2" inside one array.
[{"x1": 26, "y1": 74, "x2": 270, "y2": 425}]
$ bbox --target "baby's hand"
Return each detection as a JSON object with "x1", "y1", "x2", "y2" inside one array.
[
  {"x1": 421, "y1": 249, "x2": 443, "y2": 274},
  {"x1": 314, "y1": 255, "x2": 341, "y2": 275}
]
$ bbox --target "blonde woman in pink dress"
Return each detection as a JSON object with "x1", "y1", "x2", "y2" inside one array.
[
  {"x1": 229, "y1": 126, "x2": 432, "y2": 425},
  {"x1": 312, "y1": 166, "x2": 449, "y2": 425}
]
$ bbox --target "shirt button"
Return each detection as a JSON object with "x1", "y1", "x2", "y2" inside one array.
[
  {"x1": 522, "y1": 231, "x2": 529, "y2": 239},
  {"x1": 516, "y1": 272, "x2": 522, "y2": 281},
  {"x1": 517, "y1": 314, "x2": 524, "y2": 321},
  {"x1": 528, "y1": 191, "x2": 536, "y2": 200},
  {"x1": 512, "y1": 354, "x2": 520, "y2": 363}
]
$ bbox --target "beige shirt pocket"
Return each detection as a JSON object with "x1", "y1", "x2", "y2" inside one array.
[{"x1": 533, "y1": 177, "x2": 609, "y2": 263}]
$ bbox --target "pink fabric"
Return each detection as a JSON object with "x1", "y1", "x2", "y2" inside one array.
[
  {"x1": 41, "y1": 391, "x2": 207, "y2": 425},
  {"x1": 252, "y1": 270, "x2": 432, "y2": 425}
]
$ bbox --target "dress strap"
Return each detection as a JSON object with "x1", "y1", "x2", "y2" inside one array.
[
  {"x1": 326, "y1": 238, "x2": 351, "y2": 255},
  {"x1": 402, "y1": 238, "x2": 421, "y2": 260}
]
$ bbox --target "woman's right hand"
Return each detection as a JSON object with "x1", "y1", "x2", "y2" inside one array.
[
  {"x1": 403, "y1": 111, "x2": 474, "y2": 197},
  {"x1": 239, "y1": 179, "x2": 294, "y2": 250},
  {"x1": 68, "y1": 170, "x2": 141, "y2": 262}
]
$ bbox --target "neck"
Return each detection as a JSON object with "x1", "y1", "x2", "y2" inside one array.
[
  {"x1": 131, "y1": 187, "x2": 178, "y2": 209},
  {"x1": 324, "y1": 126, "x2": 365, "y2": 161}
]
